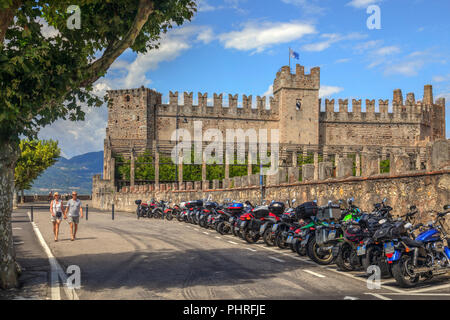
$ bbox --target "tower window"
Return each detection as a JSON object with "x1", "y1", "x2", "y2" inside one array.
[
  {"x1": 296, "y1": 99, "x2": 302, "y2": 111},
  {"x1": 126, "y1": 95, "x2": 130, "y2": 102}
]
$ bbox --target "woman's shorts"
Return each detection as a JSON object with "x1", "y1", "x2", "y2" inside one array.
[{"x1": 51, "y1": 212, "x2": 63, "y2": 222}]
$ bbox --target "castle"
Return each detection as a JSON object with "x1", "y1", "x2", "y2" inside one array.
[{"x1": 102, "y1": 64, "x2": 446, "y2": 182}]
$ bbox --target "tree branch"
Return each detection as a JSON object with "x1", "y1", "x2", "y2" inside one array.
[
  {"x1": 79, "y1": 0, "x2": 155, "y2": 88},
  {"x1": 0, "y1": 0, "x2": 22, "y2": 44}
]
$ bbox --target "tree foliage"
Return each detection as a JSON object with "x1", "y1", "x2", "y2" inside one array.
[
  {"x1": 14, "y1": 139, "x2": 60, "y2": 191},
  {"x1": 0, "y1": 0, "x2": 197, "y2": 142}
]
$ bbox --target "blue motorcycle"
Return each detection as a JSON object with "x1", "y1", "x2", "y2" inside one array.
[{"x1": 388, "y1": 205, "x2": 450, "y2": 288}]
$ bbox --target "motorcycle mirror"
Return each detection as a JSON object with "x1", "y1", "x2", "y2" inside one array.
[
  {"x1": 292, "y1": 199, "x2": 296, "y2": 203},
  {"x1": 404, "y1": 222, "x2": 413, "y2": 229},
  {"x1": 313, "y1": 199, "x2": 317, "y2": 204},
  {"x1": 410, "y1": 205, "x2": 417, "y2": 211},
  {"x1": 382, "y1": 197, "x2": 387, "y2": 204},
  {"x1": 444, "y1": 204, "x2": 450, "y2": 210}
]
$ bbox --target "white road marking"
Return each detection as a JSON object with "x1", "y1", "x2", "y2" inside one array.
[
  {"x1": 203, "y1": 232, "x2": 209, "y2": 235},
  {"x1": 227, "y1": 241, "x2": 238, "y2": 245},
  {"x1": 408, "y1": 282, "x2": 450, "y2": 293},
  {"x1": 365, "y1": 293, "x2": 392, "y2": 300},
  {"x1": 246, "y1": 248, "x2": 257, "y2": 252},
  {"x1": 27, "y1": 211, "x2": 79, "y2": 300},
  {"x1": 382, "y1": 292, "x2": 450, "y2": 296},
  {"x1": 304, "y1": 270, "x2": 325, "y2": 278},
  {"x1": 13, "y1": 227, "x2": 22, "y2": 230},
  {"x1": 215, "y1": 236, "x2": 222, "y2": 239},
  {"x1": 13, "y1": 241, "x2": 24, "y2": 245},
  {"x1": 268, "y1": 256, "x2": 285, "y2": 263},
  {"x1": 344, "y1": 296, "x2": 359, "y2": 300}
]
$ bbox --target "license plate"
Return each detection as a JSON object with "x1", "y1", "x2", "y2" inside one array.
[
  {"x1": 357, "y1": 245, "x2": 366, "y2": 256},
  {"x1": 240, "y1": 221, "x2": 247, "y2": 229},
  {"x1": 328, "y1": 230, "x2": 336, "y2": 240},
  {"x1": 286, "y1": 235, "x2": 293, "y2": 244},
  {"x1": 272, "y1": 224, "x2": 278, "y2": 232},
  {"x1": 384, "y1": 242, "x2": 395, "y2": 254},
  {"x1": 260, "y1": 225, "x2": 266, "y2": 233}
]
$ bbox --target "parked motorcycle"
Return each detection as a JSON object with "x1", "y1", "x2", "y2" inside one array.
[{"x1": 389, "y1": 204, "x2": 450, "y2": 287}]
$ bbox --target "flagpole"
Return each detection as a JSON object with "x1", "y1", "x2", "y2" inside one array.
[{"x1": 289, "y1": 47, "x2": 291, "y2": 70}]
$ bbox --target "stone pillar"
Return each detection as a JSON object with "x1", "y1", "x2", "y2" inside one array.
[
  {"x1": 355, "y1": 153, "x2": 361, "y2": 177},
  {"x1": 292, "y1": 151, "x2": 297, "y2": 167},
  {"x1": 313, "y1": 152, "x2": 319, "y2": 181},
  {"x1": 110, "y1": 157, "x2": 116, "y2": 187},
  {"x1": 415, "y1": 151, "x2": 422, "y2": 171},
  {"x1": 390, "y1": 152, "x2": 410, "y2": 175},
  {"x1": 381, "y1": 147, "x2": 387, "y2": 161},
  {"x1": 431, "y1": 139, "x2": 450, "y2": 170},
  {"x1": 288, "y1": 167, "x2": 299, "y2": 183},
  {"x1": 319, "y1": 162, "x2": 334, "y2": 180},
  {"x1": 337, "y1": 157, "x2": 353, "y2": 178},
  {"x1": 178, "y1": 154, "x2": 183, "y2": 183},
  {"x1": 213, "y1": 179, "x2": 220, "y2": 190},
  {"x1": 233, "y1": 176, "x2": 242, "y2": 188},
  {"x1": 361, "y1": 151, "x2": 380, "y2": 176},
  {"x1": 202, "y1": 154, "x2": 207, "y2": 189},
  {"x1": 130, "y1": 152, "x2": 135, "y2": 188},
  {"x1": 322, "y1": 147, "x2": 329, "y2": 162},
  {"x1": 154, "y1": 152, "x2": 159, "y2": 188},
  {"x1": 302, "y1": 164, "x2": 315, "y2": 182}
]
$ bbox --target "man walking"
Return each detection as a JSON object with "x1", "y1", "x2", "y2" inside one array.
[{"x1": 64, "y1": 191, "x2": 83, "y2": 241}]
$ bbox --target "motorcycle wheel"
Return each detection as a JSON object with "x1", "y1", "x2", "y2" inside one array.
[
  {"x1": 166, "y1": 213, "x2": 173, "y2": 221},
  {"x1": 306, "y1": 237, "x2": 335, "y2": 265},
  {"x1": 263, "y1": 229, "x2": 275, "y2": 247},
  {"x1": 392, "y1": 254, "x2": 420, "y2": 288},
  {"x1": 244, "y1": 230, "x2": 260, "y2": 244},
  {"x1": 136, "y1": 208, "x2": 140, "y2": 220},
  {"x1": 362, "y1": 246, "x2": 391, "y2": 278},
  {"x1": 217, "y1": 222, "x2": 227, "y2": 235},
  {"x1": 294, "y1": 241, "x2": 307, "y2": 256},
  {"x1": 335, "y1": 243, "x2": 356, "y2": 271},
  {"x1": 231, "y1": 225, "x2": 239, "y2": 237},
  {"x1": 289, "y1": 243, "x2": 296, "y2": 253},
  {"x1": 275, "y1": 233, "x2": 288, "y2": 249}
]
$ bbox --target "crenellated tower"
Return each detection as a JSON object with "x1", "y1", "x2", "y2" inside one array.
[{"x1": 273, "y1": 64, "x2": 320, "y2": 145}]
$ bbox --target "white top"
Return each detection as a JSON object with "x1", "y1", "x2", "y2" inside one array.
[{"x1": 52, "y1": 200, "x2": 63, "y2": 213}]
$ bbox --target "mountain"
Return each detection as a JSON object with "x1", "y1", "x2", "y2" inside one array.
[{"x1": 27, "y1": 151, "x2": 103, "y2": 195}]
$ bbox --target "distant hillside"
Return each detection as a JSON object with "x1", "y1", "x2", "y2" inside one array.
[{"x1": 27, "y1": 151, "x2": 103, "y2": 195}]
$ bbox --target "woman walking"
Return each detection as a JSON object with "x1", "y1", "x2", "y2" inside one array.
[{"x1": 50, "y1": 192, "x2": 64, "y2": 242}]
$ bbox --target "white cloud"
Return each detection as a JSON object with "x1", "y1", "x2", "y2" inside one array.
[
  {"x1": 302, "y1": 32, "x2": 366, "y2": 52},
  {"x1": 218, "y1": 21, "x2": 317, "y2": 53},
  {"x1": 319, "y1": 86, "x2": 344, "y2": 98},
  {"x1": 335, "y1": 58, "x2": 351, "y2": 64},
  {"x1": 263, "y1": 84, "x2": 273, "y2": 97},
  {"x1": 433, "y1": 75, "x2": 450, "y2": 83},
  {"x1": 384, "y1": 60, "x2": 425, "y2": 76},
  {"x1": 110, "y1": 25, "x2": 212, "y2": 88},
  {"x1": 281, "y1": 0, "x2": 325, "y2": 15},
  {"x1": 38, "y1": 82, "x2": 111, "y2": 158},
  {"x1": 347, "y1": 0, "x2": 381, "y2": 9},
  {"x1": 374, "y1": 46, "x2": 400, "y2": 56},
  {"x1": 197, "y1": 0, "x2": 218, "y2": 12}
]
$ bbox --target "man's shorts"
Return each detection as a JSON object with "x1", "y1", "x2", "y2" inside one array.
[
  {"x1": 68, "y1": 216, "x2": 80, "y2": 224},
  {"x1": 51, "y1": 212, "x2": 63, "y2": 222}
]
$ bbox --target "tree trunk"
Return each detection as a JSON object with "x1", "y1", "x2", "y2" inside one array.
[
  {"x1": 0, "y1": 138, "x2": 20, "y2": 289},
  {"x1": 12, "y1": 191, "x2": 18, "y2": 210},
  {"x1": 20, "y1": 189, "x2": 24, "y2": 204}
]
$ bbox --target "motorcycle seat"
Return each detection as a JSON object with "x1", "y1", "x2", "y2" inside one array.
[{"x1": 401, "y1": 237, "x2": 423, "y2": 248}]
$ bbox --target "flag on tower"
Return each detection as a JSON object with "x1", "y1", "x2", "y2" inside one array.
[{"x1": 289, "y1": 48, "x2": 299, "y2": 60}]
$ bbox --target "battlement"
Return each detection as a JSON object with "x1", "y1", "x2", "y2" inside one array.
[
  {"x1": 320, "y1": 85, "x2": 445, "y2": 124},
  {"x1": 273, "y1": 64, "x2": 320, "y2": 94},
  {"x1": 158, "y1": 91, "x2": 279, "y2": 119}
]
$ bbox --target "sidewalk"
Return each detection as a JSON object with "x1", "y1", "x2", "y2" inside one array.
[{"x1": 0, "y1": 206, "x2": 50, "y2": 300}]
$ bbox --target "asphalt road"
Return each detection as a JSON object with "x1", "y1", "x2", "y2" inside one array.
[{"x1": 12, "y1": 202, "x2": 450, "y2": 300}]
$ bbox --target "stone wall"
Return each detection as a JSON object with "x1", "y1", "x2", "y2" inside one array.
[{"x1": 92, "y1": 170, "x2": 450, "y2": 223}]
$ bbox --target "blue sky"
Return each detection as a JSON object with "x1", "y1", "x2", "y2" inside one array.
[{"x1": 39, "y1": 0, "x2": 450, "y2": 158}]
